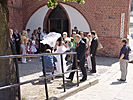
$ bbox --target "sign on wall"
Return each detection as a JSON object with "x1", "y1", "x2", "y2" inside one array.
[{"x1": 120, "y1": 13, "x2": 125, "y2": 38}]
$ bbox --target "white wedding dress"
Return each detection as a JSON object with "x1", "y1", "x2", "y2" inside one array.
[{"x1": 54, "y1": 45, "x2": 67, "y2": 74}]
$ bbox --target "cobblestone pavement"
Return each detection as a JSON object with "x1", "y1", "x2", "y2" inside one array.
[
  {"x1": 19, "y1": 57, "x2": 119, "y2": 100},
  {"x1": 65, "y1": 62, "x2": 133, "y2": 100}
]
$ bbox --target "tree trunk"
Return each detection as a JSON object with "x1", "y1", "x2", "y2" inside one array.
[{"x1": 0, "y1": 1, "x2": 18, "y2": 100}]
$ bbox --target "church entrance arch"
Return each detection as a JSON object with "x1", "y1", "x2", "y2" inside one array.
[
  {"x1": 46, "y1": 6, "x2": 69, "y2": 36},
  {"x1": 26, "y1": 3, "x2": 90, "y2": 36}
]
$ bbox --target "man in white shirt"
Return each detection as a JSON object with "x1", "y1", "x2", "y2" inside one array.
[
  {"x1": 27, "y1": 29, "x2": 32, "y2": 40},
  {"x1": 40, "y1": 29, "x2": 47, "y2": 53},
  {"x1": 40, "y1": 29, "x2": 47, "y2": 40}
]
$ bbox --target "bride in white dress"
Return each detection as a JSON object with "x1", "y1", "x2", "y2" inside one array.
[{"x1": 53, "y1": 37, "x2": 68, "y2": 74}]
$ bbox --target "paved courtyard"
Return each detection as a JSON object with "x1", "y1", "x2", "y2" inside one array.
[
  {"x1": 19, "y1": 57, "x2": 119, "y2": 100},
  {"x1": 17, "y1": 14, "x2": 133, "y2": 100},
  {"x1": 65, "y1": 62, "x2": 133, "y2": 100}
]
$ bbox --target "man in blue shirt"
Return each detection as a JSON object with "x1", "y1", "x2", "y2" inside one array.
[{"x1": 118, "y1": 39, "x2": 131, "y2": 81}]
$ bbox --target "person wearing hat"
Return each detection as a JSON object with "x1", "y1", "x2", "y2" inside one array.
[
  {"x1": 20, "y1": 30, "x2": 27, "y2": 63},
  {"x1": 63, "y1": 32, "x2": 68, "y2": 44}
]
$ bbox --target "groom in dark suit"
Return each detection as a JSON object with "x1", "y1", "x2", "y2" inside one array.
[
  {"x1": 67, "y1": 34, "x2": 87, "y2": 82},
  {"x1": 90, "y1": 31, "x2": 98, "y2": 73}
]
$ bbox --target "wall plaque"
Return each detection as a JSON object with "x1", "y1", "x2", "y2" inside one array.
[{"x1": 120, "y1": 13, "x2": 125, "y2": 38}]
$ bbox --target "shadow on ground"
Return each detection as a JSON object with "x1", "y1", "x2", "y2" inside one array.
[
  {"x1": 48, "y1": 97, "x2": 58, "y2": 100},
  {"x1": 31, "y1": 79, "x2": 77, "y2": 90},
  {"x1": 19, "y1": 57, "x2": 119, "y2": 77},
  {"x1": 96, "y1": 57, "x2": 119, "y2": 66},
  {"x1": 31, "y1": 80, "x2": 53, "y2": 85},
  {"x1": 19, "y1": 57, "x2": 42, "y2": 77},
  {"x1": 110, "y1": 81, "x2": 127, "y2": 85},
  {"x1": 56, "y1": 81, "x2": 77, "y2": 90}
]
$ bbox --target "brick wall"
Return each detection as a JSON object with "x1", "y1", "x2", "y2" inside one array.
[
  {"x1": 9, "y1": 0, "x2": 131, "y2": 57},
  {"x1": 8, "y1": 0, "x2": 23, "y2": 31}
]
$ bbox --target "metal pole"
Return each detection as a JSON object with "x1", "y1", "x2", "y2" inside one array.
[
  {"x1": 39, "y1": 34, "x2": 41, "y2": 53},
  {"x1": 60, "y1": 54, "x2": 66, "y2": 92},
  {"x1": 41, "y1": 56, "x2": 49, "y2": 100},
  {"x1": 75, "y1": 54, "x2": 79, "y2": 86},
  {"x1": 15, "y1": 58, "x2": 21, "y2": 100}
]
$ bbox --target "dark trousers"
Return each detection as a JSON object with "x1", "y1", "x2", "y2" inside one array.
[
  {"x1": 16, "y1": 44, "x2": 21, "y2": 60},
  {"x1": 91, "y1": 56, "x2": 96, "y2": 72},
  {"x1": 69, "y1": 60, "x2": 87, "y2": 80},
  {"x1": 40, "y1": 43, "x2": 45, "y2": 53},
  {"x1": 16, "y1": 45, "x2": 20, "y2": 55}
]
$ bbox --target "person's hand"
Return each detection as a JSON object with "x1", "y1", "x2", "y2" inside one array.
[
  {"x1": 88, "y1": 67, "x2": 92, "y2": 71},
  {"x1": 77, "y1": 60, "x2": 80, "y2": 62},
  {"x1": 90, "y1": 54, "x2": 93, "y2": 57}
]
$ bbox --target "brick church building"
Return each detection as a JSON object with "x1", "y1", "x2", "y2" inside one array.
[{"x1": 8, "y1": 0, "x2": 131, "y2": 57}]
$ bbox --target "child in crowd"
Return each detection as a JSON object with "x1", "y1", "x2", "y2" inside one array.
[
  {"x1": 31, "y1": 37, "x2": 37, "y2": 54},
  {"x1": 42, "y1": 49, "x2": 57, "y2": 80},
  {"x1": 27, "y1": 40, "x2": 32, "y2": 61}
]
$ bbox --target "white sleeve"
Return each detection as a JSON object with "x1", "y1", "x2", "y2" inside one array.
[{"x1": 89, "y1": 39, "x2": 92, "y2": 46}]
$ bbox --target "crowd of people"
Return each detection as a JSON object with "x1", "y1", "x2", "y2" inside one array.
[
  {"x1": 66, "y1": 30, "x2": 98, "y2": 82},
  {"x1": 10, "y1": 27, "x2": 47, "y2": 63},
  {"x1": 9, "y1": 26, "x2": 132, "y2": 82},
  {"x1": 9, "y1": 26, "x2": 100, "y2": 81}
]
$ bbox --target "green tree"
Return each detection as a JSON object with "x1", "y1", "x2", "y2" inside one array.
[
  {"x1": 0, "y1": 0, "x2": 84, "y2": 100},
  {"x1": 42, "y1": 0, "x2": 85, "y2": 8}
]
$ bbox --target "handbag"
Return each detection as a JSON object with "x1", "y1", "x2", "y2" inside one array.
[{"x1": 97, "y1": 40, "x2": 103, "y2": 50}]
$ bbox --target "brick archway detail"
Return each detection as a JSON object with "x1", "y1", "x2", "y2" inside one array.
[
  {"x1": 43, "y1": 4, "x2": 71, "y2": 36},
  {"x1": 24, "y1": 3, "x2": 91, "y2": 33}
]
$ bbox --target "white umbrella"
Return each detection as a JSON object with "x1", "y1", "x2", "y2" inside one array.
[{"x1": 40, "y1": 32, "x2": 61, "y2": 47}]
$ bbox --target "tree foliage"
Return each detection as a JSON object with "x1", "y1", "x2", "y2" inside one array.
[{"x1": 39, "y1": 0, "x2": 85, "y2": 9}]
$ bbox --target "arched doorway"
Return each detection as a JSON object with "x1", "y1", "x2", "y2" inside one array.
[
  {"x1": 26, "y1": 3, "x2": 90, "y2": 34},
  {"x1": 47, "y1": 6, "x2": 69, "y2": 35}
]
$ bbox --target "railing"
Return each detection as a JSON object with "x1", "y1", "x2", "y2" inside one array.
[{"x1": 0, "y1": 52, "x2": 79, "y2": 100}]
